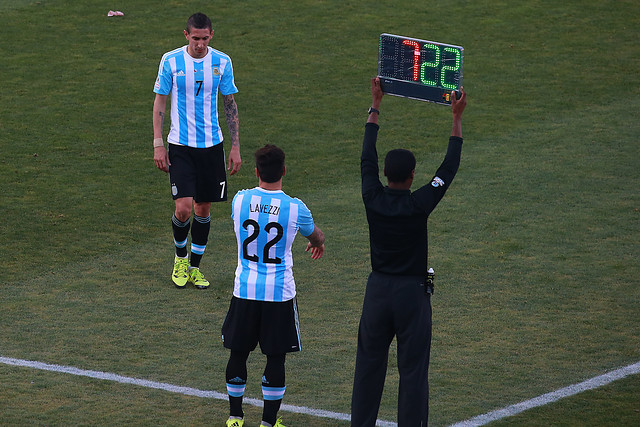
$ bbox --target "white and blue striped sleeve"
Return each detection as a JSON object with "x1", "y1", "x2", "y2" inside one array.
[
  {"x1": 153, "y1": 53, "x2": 173, "y2": 95},
  {"x1": 219, "y1": 55, "x2": 238, "y2": 96},
  {"x1": 295, "y1": 200, "x2": 315, "y2": 237}
]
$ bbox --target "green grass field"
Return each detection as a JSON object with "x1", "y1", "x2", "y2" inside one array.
[{"x1": 1, "y1": 0, "x2": 639, "y2": 425}]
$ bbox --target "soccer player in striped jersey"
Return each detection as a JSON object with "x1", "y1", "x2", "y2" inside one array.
[
  {"x1": 222, "y1": 145, "x2": 325, "y2": 427},
  {"x1": 152, "y1": 13, "x2": 241, "y2": 289}
]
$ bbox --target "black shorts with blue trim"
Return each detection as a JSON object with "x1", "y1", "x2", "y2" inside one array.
[
  {"x1": 168, "y1": 143, "x2": 227, "y2": 202},
  {"x1": 222, "y1": 296, "x2": 301, "y2": 355}
]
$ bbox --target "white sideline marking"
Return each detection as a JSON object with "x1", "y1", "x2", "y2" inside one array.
[
  {"x1": 0, "y1": 356, "x2": 395, "y2": 426},
  {"x1": 449, "y1": 361, "x2": 640, "y2": 427},
  {"x1": 3, "y1": 356, "x2": 638, "y2": 426}
]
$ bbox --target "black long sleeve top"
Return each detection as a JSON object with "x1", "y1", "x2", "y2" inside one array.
[{"x1": 361, "y1": 122, "x2": 463, "y2": 276}]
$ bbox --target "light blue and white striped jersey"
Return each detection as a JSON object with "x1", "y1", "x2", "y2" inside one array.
[
  {"x1": 154, "y1": 46, "x2": 238, "y2": 148},
  {"x1": 232, "y1": 187, "x2": 315, "y2": 302}
]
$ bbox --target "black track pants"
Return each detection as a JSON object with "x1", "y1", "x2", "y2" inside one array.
[{"x1": 351, "y1": 271, "x2": 432, "y2": 426}]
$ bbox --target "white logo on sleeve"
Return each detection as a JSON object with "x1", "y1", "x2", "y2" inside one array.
[{"x1": 431, "y1": 177, "x2": 445, "y2": 187}]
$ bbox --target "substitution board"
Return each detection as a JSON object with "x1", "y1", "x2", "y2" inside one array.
[{"x1": 378, "y1": 33, "x2": 464, "y2": 105}]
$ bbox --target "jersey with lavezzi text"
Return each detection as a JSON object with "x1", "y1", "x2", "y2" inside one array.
[
  {"x1": 154, "y1": 46, "x2": 238, "y2": 148},
  {"x1": 232, "y1": 187, "x2": 315, "y2": 302}
]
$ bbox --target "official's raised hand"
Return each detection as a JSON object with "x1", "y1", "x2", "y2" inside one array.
[
  {"x1": 371, "y1": 77, "x2": 384, "y2": 107},
  {"x1": 451, "y1": 86, "x2": 467, "y2": 118},
  {"x1": 451, "y1": 86, "x2": 466, "y2": 137}
]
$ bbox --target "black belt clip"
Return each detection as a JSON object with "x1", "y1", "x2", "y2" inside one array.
[{"x1": 424, "y1": 267, "x2": 435, "y2": 295}]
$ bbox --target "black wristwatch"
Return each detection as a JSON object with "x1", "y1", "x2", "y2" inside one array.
[{"x1": 368, "y1": 107, "x2": 380, "y2": 115}]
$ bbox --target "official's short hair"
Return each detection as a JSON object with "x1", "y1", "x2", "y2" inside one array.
[
  {"x1": 255, "y1": 145, "x2": 286, "y2": 183},
  {"x1": 384, "y1": 149, "x2": 416, "y2": 183},
  {"x1": 186, "y1": 12, "x2": 212, "y2": 33}
]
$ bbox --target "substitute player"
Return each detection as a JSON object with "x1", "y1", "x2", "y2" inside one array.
[
  {"x1": 222, "y1": 145, "x2": 325, "y2": 427},
  {"x1": 152, "y1": 12, "x2": 241, "y2": 289}
]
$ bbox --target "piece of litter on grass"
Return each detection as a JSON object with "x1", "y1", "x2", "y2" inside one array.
[{"x1": 107, "y1": 10, "x2": 124, "y2": 17}]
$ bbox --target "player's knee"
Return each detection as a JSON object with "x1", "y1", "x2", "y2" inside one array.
[
  {"x1": 193, "y1": 202, "x2": 211, "y2": 218},
  {"x1": 174, "y1": 203, "x2": 192, "y2": 222}
]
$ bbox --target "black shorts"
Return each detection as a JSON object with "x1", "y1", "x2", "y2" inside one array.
[
  {"x1": 168, "y1": 143, "x2": 227, "y2": 202},
  {"x1": 221, "y1": 296, "x2": 302, "y2": 355}
]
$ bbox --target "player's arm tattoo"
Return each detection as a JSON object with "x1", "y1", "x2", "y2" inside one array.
[
  {"x1": 223, "y1": 94, "x2": 239, "y2": 147},
  {"x1": 158, "y1": 111, "x2": 164, "y2": 130}
]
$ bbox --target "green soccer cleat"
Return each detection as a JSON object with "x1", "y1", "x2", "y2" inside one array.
[
  {"x1": 226, "y1": 417, "x2": 244, "y2": 427},
  {"x1": 188, "y1": 267, "x2": 210, "y2": 289},
  {"x1": 171, "y1": 256, "x2": 190, "y2": 288},
  {"x1": 260, "y1": 418, "x2": 286, "y2": 427}
]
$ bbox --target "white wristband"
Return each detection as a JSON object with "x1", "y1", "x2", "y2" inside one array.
[{"x1": 153, "y1": 138, "x2": 164, "y2": 148}]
